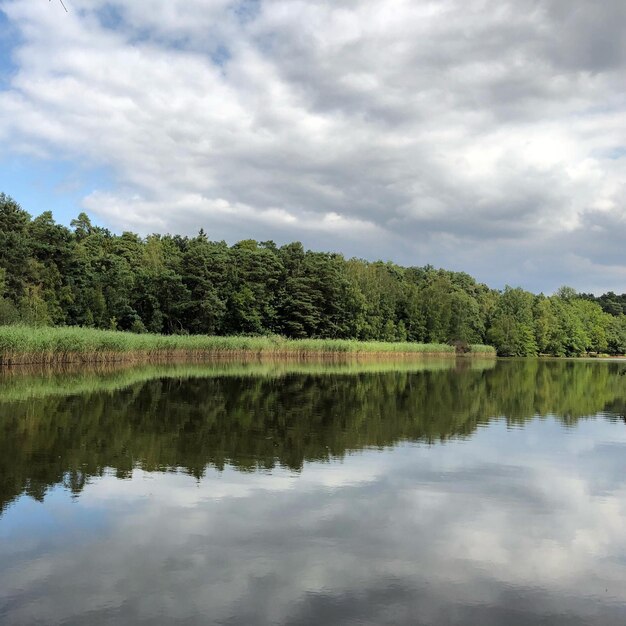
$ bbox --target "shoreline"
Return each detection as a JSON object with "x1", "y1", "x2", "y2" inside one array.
[{"x1": 0, "y1": 325, "x2": 495, "y2": 366}]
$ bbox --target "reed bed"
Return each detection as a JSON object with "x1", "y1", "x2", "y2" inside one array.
[
  {"x1": 466, "y1": 344, "x2": 497, "y2": 355},
  {"x1": 0, "y1": 325, "x2": 494, "y2": 365}
]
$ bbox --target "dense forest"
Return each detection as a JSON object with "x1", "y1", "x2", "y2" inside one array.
[{"x1": 0, "y1": 192, "x2": 625, "y2": 356}]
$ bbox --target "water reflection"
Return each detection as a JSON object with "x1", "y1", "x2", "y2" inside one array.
[{"x1": 1, "y1": 359, "x2": 626, "y2": 624}]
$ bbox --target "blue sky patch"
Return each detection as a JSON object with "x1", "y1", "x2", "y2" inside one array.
[
  {"x1": 212, "y1": 43, "x2": 231, "y2": 67},
  {"x1": 233, "y1": 0, "x2": 261, "y2": 25},
  {"x1": 0, "y1": 155, "x2": 112, "y2": 227},
  {"x1": 95, "y1": 2, "x2": 125, "y2": 32},
  {"x1": 0, "y1": 6, "x2": 20, "y2": 89},
  {"x1": 606, "y1": 146, "x2": 626, "y2": 160}
]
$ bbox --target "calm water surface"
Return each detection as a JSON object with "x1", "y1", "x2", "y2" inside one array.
[{"x1": 1, "y1": 358, "x2": 626, "y2": 625}]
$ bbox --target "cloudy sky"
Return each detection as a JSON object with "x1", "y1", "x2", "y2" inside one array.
[{"x1": 0, "y1": 0, "x2": 624, "y2": 293}]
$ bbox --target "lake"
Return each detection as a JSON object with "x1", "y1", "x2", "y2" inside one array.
[{"x1": 1, "y1": 358, "x2": 625, "y2": 625}]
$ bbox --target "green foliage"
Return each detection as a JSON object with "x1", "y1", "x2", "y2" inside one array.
[
  {"x1": 0, "y1": 193, "x2": 31, "y2": 300},
  {"x1": 0, "y1": 191, "x2": 622, "y2": 356},
  {"x1": 488, "y1": 287, "x2": 537, "y2": 356},
  {"x1": 606, "y1": 315, "x2": 626, "y2": 354},
  {"x1": 0, "y1": 325, "x2": 469, "y2": 364},
  {"x1": 582, "y1": 291, "x2": 626, "y2": 317},
  {"x1": 0, "y1": 298, "x2": 19, "y2": 325}
]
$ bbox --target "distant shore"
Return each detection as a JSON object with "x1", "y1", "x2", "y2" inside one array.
[{"x1": 0, "y1": 325, "x2": 496, "y2": 366}]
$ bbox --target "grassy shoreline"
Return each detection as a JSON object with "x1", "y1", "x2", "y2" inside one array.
[{"x1": 0, "y1": 325, "x2": 495, "y2": 365}]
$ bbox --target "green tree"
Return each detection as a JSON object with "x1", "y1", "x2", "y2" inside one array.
[
  {"x1": 0, "y1": 193, "x2": 31, "y2": 301},
  {"x1": 488, "y1": 287, "x2": 538, "y2": 356}
]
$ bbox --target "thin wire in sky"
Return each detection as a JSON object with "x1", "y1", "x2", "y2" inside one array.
[{"x1": 50, "y1": 0, "x2": 68, "y2": 12}]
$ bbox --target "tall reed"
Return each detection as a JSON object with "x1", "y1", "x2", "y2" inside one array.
[{"x1": 0, "y1": 325, "x2": 495, "y2": 365}]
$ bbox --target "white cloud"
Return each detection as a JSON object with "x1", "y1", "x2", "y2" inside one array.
[{"x1": 0, "y1": 0, "x2": 624, "y2": 291}]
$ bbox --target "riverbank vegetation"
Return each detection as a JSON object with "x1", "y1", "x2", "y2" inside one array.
[
  {"x1": 0, "y1": 326, "x2": 500, "y2": 365},
  {"x1": 1, "y1": 192, "x2": 625, "y2": 356}
]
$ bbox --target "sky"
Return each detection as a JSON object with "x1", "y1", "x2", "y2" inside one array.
[{"x1": 0, "y1": 0, "x2": 624, "y2": 294}]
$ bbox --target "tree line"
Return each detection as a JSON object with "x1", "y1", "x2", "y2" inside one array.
[{"x1": 1, "y1": 192, "x2": 625, "y2": 356}]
